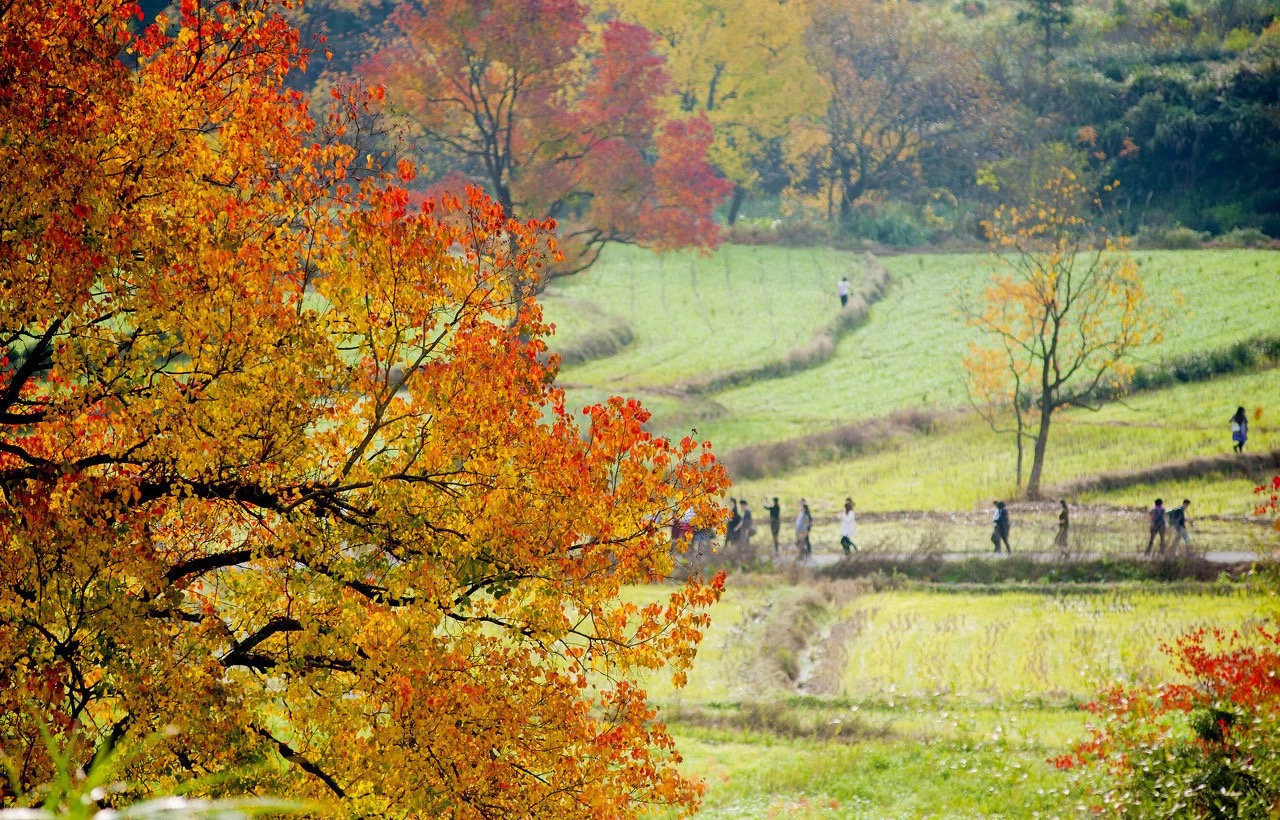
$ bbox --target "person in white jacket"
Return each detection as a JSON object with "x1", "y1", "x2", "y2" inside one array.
[{"x1": 839, "y1": 497, "x2": 858, "y2": 554}]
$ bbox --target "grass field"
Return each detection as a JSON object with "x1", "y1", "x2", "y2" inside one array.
[
  {"x1": 687, "y1": 249, "x2": 1280, "y2": 449},
  {"x1": 544, "y1": 245, "x2": 1280, "y2": 525},
  {"x1": 543, "y1": 244, "x2": 869, "y2": 386},
  {"x1": 730, "y1": 365, "x2": 1279, "y2": 518},
  {"x1": 625, "y1": 579, "x2": 1279, "y2": 816}
]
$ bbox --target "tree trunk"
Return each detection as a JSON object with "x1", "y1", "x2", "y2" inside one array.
[
  {"x1": 1026, "y1": 405, "x2": 1053, "y2": 498},
  {"x1": 1014, "y1": 411, "x2": 1025, "y2": 492},
  {"x1": 726, "y1": 185, "x2": 747, "y2": 226}
]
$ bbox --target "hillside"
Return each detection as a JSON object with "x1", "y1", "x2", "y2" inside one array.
[{"x1": 544, "y1": 245, "x2": 1280, "y2": 524}]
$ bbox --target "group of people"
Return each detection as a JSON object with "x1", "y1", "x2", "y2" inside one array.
[
  {"x1": 987, "y1": 497, "x2": 1194, "y2": 555},
  {"x1": 707, "y1": 406, "x2": 1243, "y2": 559},
  {"x1": 1145, "y1": 498, "x2": 1194, "y2": 554},
  {"x1": 722, "y1": 496, "x2": 860, "y2": 557}
]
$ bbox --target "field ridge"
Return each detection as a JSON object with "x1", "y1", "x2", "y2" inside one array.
[
  {"x1": 1052, "y1": 446, "x2": 1280, "y2": 497},
  {"x1": 719, "y1": 407, "x2": 945, "y2": 480},
  {"x1": 549, "y1": 298, "x2": 636, "y2": 367}
]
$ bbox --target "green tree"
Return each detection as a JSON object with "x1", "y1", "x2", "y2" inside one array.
[{"x1": 1017, "y1": 0, "x2": 1075, "y2": 61}]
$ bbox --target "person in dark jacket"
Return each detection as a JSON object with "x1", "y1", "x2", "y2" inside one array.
[
  {"x1": 739, "y1": 500, "x2": 754, "y2": 549},
  {"x1": 795, "y1": 500, "x2": 813, "y2": 557},
  {"x1": 727, "y1": 498, "x2": 741, "y2": 545},
  {"x1": 991, "y1": 501, "x2": 1011, "y2": 553},
  {"x1": 1145, "y1": 498, "x2": 1166, "y2": 555},
  {"x1": 1169, "y1": 498, "x2": 1192, "y2": 553},
  {"x1": 764, "y1": 497, "x2": 782, "y2": 552}
]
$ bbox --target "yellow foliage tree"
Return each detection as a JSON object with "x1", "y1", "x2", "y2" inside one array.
[
  {"x1": 961, "y1": 169, "x2": 1167, "y2": 498},
  {"x1": 0, "y1": 1, "x2": 726, "y2": 815},
  {"x1": 600, "y1": 0, "x2": 822, "y2": 222}
]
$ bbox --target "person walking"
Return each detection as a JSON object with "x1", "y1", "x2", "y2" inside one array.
[
  {"x1": 837, "y1": 276, "x2": 850, "y2": 308},
  {"x1": 839, "y1": 497, "x2": 858, "y2": 554},
  {"x1": 764, "y1": 497, "x2": 782, "y2": 553},
  {"x1": 1145, "y1": 498, "x2": 1167, "y2": 555},
  {"x1": 1231, "y1": 406, "x2": 1249, "y2": 453},
  {"x1": 991, "y1": 501, "x2": 1011, "y2": 553},
  {"x1": 1053, "y1": 499, "x2": 1070, "y2": 553},
  {"x1": 1169, "y1": 498, "x2": 1192, "y2": 553},
  {"x1": 795, "y1": 500, "x2": 813, "y2": 558},
  {"x1": 727, "y1": 498, "x2": 741, "y2": 546},
  {"x1": 739, "y1": 500, "x2": 754, "y2": 550}
]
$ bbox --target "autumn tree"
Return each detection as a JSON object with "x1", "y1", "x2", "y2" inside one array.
[
  {"x1": 0, "y1": 1, "x2": 728, "y2": 815},
  {"x1": 599, "y1": 0, "x2": 821, "y2": 224},
  {"x1": 359, "y1": 0, "x2": 730, "y2": 277},
  {"x1": 961, "y1": 169, "x2": 1166, "y2": 498},
  {"x1": 787, "y1": 0, "x2": 1003, "y2": 223}
]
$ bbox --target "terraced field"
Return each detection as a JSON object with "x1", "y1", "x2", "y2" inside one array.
[
  {"x1": 625, "y1": 580, "x2": 1278, "y2": 816},
  {"x1": 545, "y1": 246, "x2": 1280, "y2": 523}
]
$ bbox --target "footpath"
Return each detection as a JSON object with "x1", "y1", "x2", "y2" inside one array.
[{"x1": 772, "y1": 549, "x2": 1261, "y2": 569}]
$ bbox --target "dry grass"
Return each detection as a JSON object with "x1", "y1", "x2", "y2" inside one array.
[{"x1": 720, "y1": 407, "x2": 941, "y2": 480}]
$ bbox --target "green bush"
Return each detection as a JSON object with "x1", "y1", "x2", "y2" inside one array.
[
  {"x1": 1135, "y1": 223, "x2": 1208, "y2": 248},
  {"x1": 1218, "y1": 226, "x2": 1271, "y2": 247},
  {"x1": 840, "y1": 202, "x2": 932, "y2": 247}
]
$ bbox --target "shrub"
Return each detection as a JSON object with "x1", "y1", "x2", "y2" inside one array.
[
  {"x1": 1218, "y1": 226, "x2": 1272, "y2": 247},
  {"x1": 840, "y1": 202, "x2": 933, "y2": 247},
  {"x1": 1135, "y1": 223, "x2": 1208, "y2": 248},
  {"x1": 1057, "y1": 624, "x2": 1280, "y2": 817}
]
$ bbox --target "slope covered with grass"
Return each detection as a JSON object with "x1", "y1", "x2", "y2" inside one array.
[
  {"x1": 542, "y1": 244, "x2": 868, "y2": 386},
  {"x1": 687, "y1": 249, "x2": 1280, "y2": 449},
  {"x1": 546, "y1": 246, "x2": 1280, "y2": 516},
  {"x1": 732, "y1": 366, "x2": 1279, "y2": 516}
]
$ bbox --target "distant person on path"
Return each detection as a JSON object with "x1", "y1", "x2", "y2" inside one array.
[
  {"x1": 1053, "y1": 500, "x2": 1069, "y2": 552},
  {"x1": 764, "y1": 497, "x2": 782, "y2": 552},
  {"x1": 739, "y1": 500, "x2": 754, "y2": 550},
  {"x1": 991, "y1": 501, "x2": 1011, "y2": 553},
  {"x1": 1145, "y1": 498, "x2": 1167, "y2": 555},
  {"x1": 1231, "y1": 406, "x2": 1248, "y2": 453},
  {"x1": 728, "y1": 498, "x2": 741, "y2": 545},
  {"x1": 837, "y1": 276, "x2": 850, "y2": 308},
  {"x1": 840, "y1": 497, "x2": 858, "y2": 554},
  {"x1": 795, "y1": 500, "x2": 813, "y2": 557},
  {"x1": 1169, "y1": 498, "x2": 1192, "y2": 552}
]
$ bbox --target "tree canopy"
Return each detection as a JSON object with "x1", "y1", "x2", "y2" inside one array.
[
  {"x1": 361, "y1": 0, "x2": 731, "y2": 276},
  {"x1": 0, "y1": 1, "x2": 727, "y2": 814}
]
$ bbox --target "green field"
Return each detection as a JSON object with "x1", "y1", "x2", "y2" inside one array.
[
  {"x1": 686, "y1": 249, "x2": 1280, "y2": 449},
  {"x1": 733, "y1": 365, "x2": 1279, "y2": 517},
  {"x1": 544, "y1": 244, "x2": 869, "y2": 387},
  {"x1": 545, "y1": 246, "x2": 1280, "y2": 524},
  {"x1": 627, "y1": 579, "x2": 1278, "y2": 816}
]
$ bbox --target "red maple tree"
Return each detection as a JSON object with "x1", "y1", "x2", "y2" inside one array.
[{"x1": 361, "y1": 0, "x2": 730, "y2": 276}]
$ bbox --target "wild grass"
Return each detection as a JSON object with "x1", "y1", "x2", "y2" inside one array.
[{"x1": 621, "y1": 580, "x2": 1275, "y2": 815}]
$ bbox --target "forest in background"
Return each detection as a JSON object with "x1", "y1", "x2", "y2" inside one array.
[{"x1": 137, "y1": 0, "x2": 1280, "y2": 247}]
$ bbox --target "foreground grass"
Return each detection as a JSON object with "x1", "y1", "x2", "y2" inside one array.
[
  {"x1": 629, "y1": 579, "x2": 1277, "y2": 816},
  {"x1": 676, "y1": 725, "x2": 1085, "y2": 818}
]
